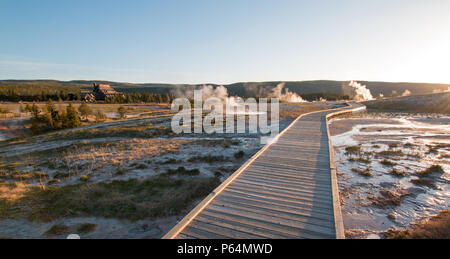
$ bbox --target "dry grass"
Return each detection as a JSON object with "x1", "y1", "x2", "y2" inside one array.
[
  {"x1": 367, "y1": 189, "x2": 409, "y2": 208},
  {"x1": 410, "y1": 179, "x2": 438, "y2": 190},
  {"x1": 390, "y1": 168, "x2": 407, "y2": 177},
  {"x1": 0, "y1": 174, "x2": 220, "y2": 222},
  {"x1": 44, "y1": 224, "x2": 70, "y2": 236},
  {"x1": 380, "y1": 159, "x2": 396, "y2": 166},
  {"x1": 364, "y1": 92, "x2": 450, "y2": 114},
  {"x1": 417, "y1": 165, "x2": 445, "y2": 177},
  {"x1": 384, "y1": 210, "x2": 450, "y2": 239},
  {"x1": 43, "y1": 139, "x2": 190, "y2": 176},
  {"x1": 77, "y1": 223, "x2": 97, "y2": 234},
  {"x1": 351, "y1": 168, "x2": 373, "y2": 177},
  {"x1": 279, "y1": 104, "x2": 327, "y2": 120},
  {"x1": 345, "y1": 146, "x2": 361, "y2": 155},
  {"x1": 0, "y1": 182, "x2": 28, "y2": 202}
]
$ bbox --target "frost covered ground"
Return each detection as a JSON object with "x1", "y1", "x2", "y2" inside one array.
[{"x1": 329, "y1": 113, "x2": 450, "y2": 239}]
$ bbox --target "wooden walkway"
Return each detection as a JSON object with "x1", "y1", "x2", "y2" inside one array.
[{"x1": 164, "y1": 103, "x2": 365, "y2": 239}]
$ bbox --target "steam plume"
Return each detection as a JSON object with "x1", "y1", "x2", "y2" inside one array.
[
  {"x1": 349, "y1": 81, "x2": 374, "y2": 101},
  {"x1": 269, "y1": 83, "x2": 307, "y2": 103},
  {"x1": 402, "y1": 90, "x2": 411, "y2": 97}
]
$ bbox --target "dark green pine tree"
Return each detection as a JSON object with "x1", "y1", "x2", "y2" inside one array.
[{"x1": 65, "y1": 103, "x2": 81, "y2": 128}]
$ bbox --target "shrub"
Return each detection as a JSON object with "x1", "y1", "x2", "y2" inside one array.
[
  {"x1": 384, "y1": 210, "x2": 450, "y2": 239},
  {"x1": 116, "y1": 168, "x2": 127, "y2": 175},
  {"x1": 345, "y1": 146, "x2": 361, "y2": 155},
  {"x1": 78, "y1": 103, "x2": 93, "y2": 121},
  {"x1": 390, "y1": 168, "x2": 406, "y2": 177},
  {"x1": 44, "y1": 224, "x2": 70, "y2": 236},
  {"x1": 188, "y1": 155, "x2": 227, "y2": 163},
  {"x1": 417, "y1": 165, "x2": 445, "y2": 177},
  {"x1": 380, "y1": 159, "x2": 396, "y2": 166},
  {"x1": 351, "y1": 168, "x2": 372, "y2": 177},
  {"x1": 234, "y1": 150, "x2": 245, "y2": 159},
  {"x1": 95, "y1": 111, "x2": 107, "y2": 123},
  {"x1": 77, "y1": 223, "x2": 97, "y2": 234},
  {"x1": 167, "y1": 167, "x2": 200, "y2": 176},
  {"x1": 118, "y1": 106, "x2": 127, "y2": 119}
]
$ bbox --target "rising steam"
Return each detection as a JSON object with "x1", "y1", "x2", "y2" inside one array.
[
  {"x1": 349, "y1": 81, "x2": 374, "y2": 101},
  {"x1": 269, "y1": 83, "x2": 307, "y2": 103},
  {"x1": 175, "y1": 83, "x2": 308, "y2": 104},
  {"x1": 433, "y1": 87, "x2": 450, "y2": 94},
  {"x1": 402, "y1": 90, "x2": 412, "y2": 97}
]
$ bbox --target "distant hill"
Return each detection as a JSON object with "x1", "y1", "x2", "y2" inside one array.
[
  {"x1": 364, "y1": 92, "x2": 450, "y2": 114},
  {"x1": 1, "y1": 79, "x2": 449, "y2": 99}
]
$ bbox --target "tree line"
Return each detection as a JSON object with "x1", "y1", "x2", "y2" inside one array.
[{"x1": 0, "y1": 88, "x2": 175, "y2": 104}]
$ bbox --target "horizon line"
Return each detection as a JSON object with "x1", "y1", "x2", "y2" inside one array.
[{"x1": 2, "y1": 78, "x2": 450, "y2": 86}]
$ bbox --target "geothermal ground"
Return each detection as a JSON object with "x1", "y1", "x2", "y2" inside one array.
[
  {"x1": 0, "y1": 102, "x2": 329, "y2": 239},
  {"x1": 329, "y1": 113, "x2": 450, "y2": 239}
]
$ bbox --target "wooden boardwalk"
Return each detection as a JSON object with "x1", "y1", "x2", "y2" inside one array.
[{"x1": 164, "y1": 103, "x2": 365, "y2": 239}]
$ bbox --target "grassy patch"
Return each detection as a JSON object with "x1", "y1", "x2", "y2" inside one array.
[
  {"x1": 53, "y1": 172, "x2": 73, "y2": 180},
  {"x1": 367, "y1": 189, "x2": 409, "y2": 208},
  {"x1": 159, "y1": 158, "x2": 179, "y2": 165},
  {"x1": 279, "y1": 104, "x2": 327, "y2": 120},
  {"x1": 388, "y1": 143, "x2": 399, "y2": 149},
  {"x1": 417, "y1": 165, "x2": 445, "y2": 178},
  {"x1": 166, "y1": 167, "x2": 200, "y2": 176},
  {"x1": 0, "y1": 175, "x2": 220, "y2": 221},
  {"x1": 427, "y1": 145, "x2": 439, "y2": 154},
  {"x1": 403, "y1": 143, "x2": 417, "y2": 148},
  {"x1": 77, "y1": 223, "x2": 97, "y2": 234},
  {"x1": 0, "y1": 170, "x2": 49, "y2": 182},
  {"x1": 234, "y1": 150, "x2": 245, "y2": 159},
  {"x1": 188, "y1": 155, "x2": 228, "y2": 163},
  {"x1": 345, "y1": 146, "x2": 361, "y2": 155},
  {"x1": 384, "y1": 210, "x2": 450, "y2": 239},
  {"x1": 116, "y1": 168, "x2": 128, "y2": 176},
  {"x1": 380, "y1": 159, "x2": 396, "y2": 166},
  {"x1": 410, "y1": 179, "x2": 438, "y2": 190},
  {"x1": 390, "y1": 168, "x2": 406, "y2": 177},
  {"x1": 133, "y1": 163, "x2": 148, "y2": 170},
  {"x1": 44, "y1": 224, "x2": 70, "y2": 236},
  {"x1": 356, "y1": 157, "x2": 371, "y2": 164},
  {"x1": 349, "y1": 157, "x2": 371, "y2": 164},
  {"x1": 351, "y1": 168, "x2": 372, "y2": 177},
  {"x1": 378, "y1": 150, "x2": 404, "y2": 157}
]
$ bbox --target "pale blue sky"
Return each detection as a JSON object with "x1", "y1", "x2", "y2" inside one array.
[{"x1": 1, "y1": 0, "x2": 449, "y2": 84}]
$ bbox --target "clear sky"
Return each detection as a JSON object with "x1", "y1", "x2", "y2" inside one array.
[{"x1": 1, "y1": 0, "x2": 449, "y2": 84}]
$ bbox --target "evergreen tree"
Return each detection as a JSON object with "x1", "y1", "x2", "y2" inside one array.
[
  {"x1": 30, "y1": 120, "x2": 41, "y2": 135},
  {"x1": 95, "y1": 111, "x2": 107, "y2": 123},
  {"x1": 65, "y1": 103, "x2": 81, "y2": 128},
  {"x1": 31, "y1": 104, "x2": 40, "y2": 119},
  {"x1": 118, "y1": 106, "x2": 127, "y2": 119},
  {"x1": 78, "y1": 103, "x2": 93, "y2": 121},
  {"x1": 24, "y1": 104, "x2": 32, "y2": 113}
]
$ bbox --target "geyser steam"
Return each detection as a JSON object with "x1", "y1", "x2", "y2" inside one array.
[
  {"x1": 349, "y1": 81, "x2": 374, "y2": 101},
  {"x1": 269, "y1": 83, "x2": 307, "y2": 103}
]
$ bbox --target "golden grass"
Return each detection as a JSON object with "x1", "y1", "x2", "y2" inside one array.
[
  {"x1": 0, "y1": 182, "x2": 28, "y2": 202},
  {"x1": 279, "y1": 104, "x2": 327, "y2": 120},
  {"x1": 61, "y1": 139, "x2": 191, "y2": 170},
  {"x1": 384, "y1": 210, "x2": 450, "y2": 239}
]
